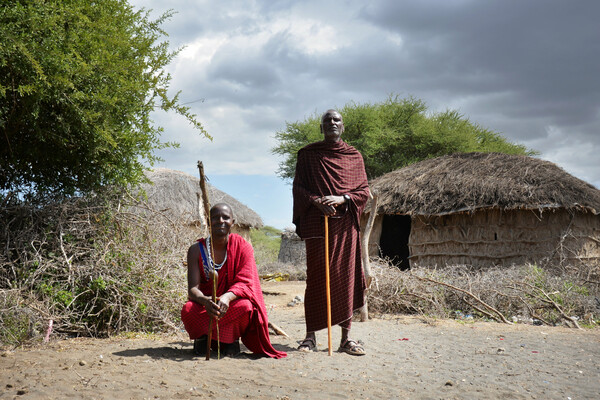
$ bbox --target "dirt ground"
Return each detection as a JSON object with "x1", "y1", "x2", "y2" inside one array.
[{"x1": 1, "y1": 281, "x2": 599, "y2": 399}]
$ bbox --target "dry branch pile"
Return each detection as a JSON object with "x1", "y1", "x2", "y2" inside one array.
[
  {"x1": 2, "y1": 190, "x2": 598, "y2": 347},
  {"x1": 367, "y1": 259, "x2": 600, "y2": 328},
  {"x1": 1, "y1": 193, "x2": 196, "y2": 346}
]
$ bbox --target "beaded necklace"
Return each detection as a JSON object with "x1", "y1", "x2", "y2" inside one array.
[{"x1": 206, "y1": 236, "x2": 227, "y2": 270}]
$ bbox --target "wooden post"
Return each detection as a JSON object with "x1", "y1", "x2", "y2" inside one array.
[{"x1": 359, "y1": 192, "x2": 377, "y2": 322}]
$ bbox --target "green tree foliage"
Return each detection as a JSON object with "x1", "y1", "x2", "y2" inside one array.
[
  {"x1": 0, "y1": 1, "x2": 207, "y2": 201},
  {"x1": 272, "y1": 95, "x2": 536, "y2": 180}
]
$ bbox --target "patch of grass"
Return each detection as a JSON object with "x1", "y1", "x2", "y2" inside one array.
[
  {"x1": 0, "y1": 311, "x2": 31, "y2": 347},
  {"x1": 0, "y1": 292, "x2": 44, "y2": 348},
  {"x1": 250, "y1": 226, "x2": 282, "y2": 265}
]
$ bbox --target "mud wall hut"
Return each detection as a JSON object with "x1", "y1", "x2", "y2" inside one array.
[
  {"x1": 365, "y1": 152, "x2": 600, "y2": 269},
  {"x1": 137, "y1": 168, "x2": 263, "y2": 241},
  {"x1": 278, "y1": 228, "x2": 306, "y2": 264}
]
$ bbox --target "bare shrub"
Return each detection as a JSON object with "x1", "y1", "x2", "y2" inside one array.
[
  {"x1": 1, "y1": 192, "x2": 196, "y2": 346},
  {"x1": 367, "y1": 258, "x2": 599, "y2": 328}
]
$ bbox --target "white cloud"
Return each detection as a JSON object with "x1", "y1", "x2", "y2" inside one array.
[{"x1": 178, "y1": 36, "x2": 228, "y2": 66}]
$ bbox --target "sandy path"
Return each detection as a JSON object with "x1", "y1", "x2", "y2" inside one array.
[{"x1": 1, "y1": 281, "x2": 599, "y2": 399}]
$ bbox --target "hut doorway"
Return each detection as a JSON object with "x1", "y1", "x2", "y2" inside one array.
[{"x1": 379, "y1": 215, "x2": 411, "y2": 269}]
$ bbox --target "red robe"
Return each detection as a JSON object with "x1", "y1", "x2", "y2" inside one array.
[
  {"x1": 181, "y1": 234, "x2": 286, "y2": 359},
  {"x1": 293, "y1": 140, "x2": 369, "y2": 332}
]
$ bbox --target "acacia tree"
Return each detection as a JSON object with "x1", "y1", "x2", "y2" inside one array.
[
  {"x1": 272, "y1": 96, "x2": 536, "y2": 181},
  {"x1": 0, "y1": 1, "x2": 207, "y2": 201}
]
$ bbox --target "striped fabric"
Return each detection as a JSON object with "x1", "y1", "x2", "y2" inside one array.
[
  {"x1": 293, "y1": 140, "x2": 369, "y2": 332},
  {"x1": 181, "y1": 298, "x2": 253, "y2": 343}
]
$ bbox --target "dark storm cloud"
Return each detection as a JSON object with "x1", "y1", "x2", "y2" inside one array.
[
  {"x1": 131, "y1": 0, "x2": 599, "y2": 190},
  {"x1": 139, "y1": 0, "x2": 271, "y2": 46},
  {"x1": 358, "y1": 0, "x2": 600, "y2": 141}
]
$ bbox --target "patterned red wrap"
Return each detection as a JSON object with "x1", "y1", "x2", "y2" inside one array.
[
  {"x1": 181, "y1": 234, "x2": 286, "y2": 358},
  {"x1": 292, "y1": 140, "x2": 369, "y2": 332}
]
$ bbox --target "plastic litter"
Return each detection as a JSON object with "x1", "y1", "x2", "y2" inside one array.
[
  {"x1": 44, "y1": 320, "x2": 53, "y2": 343},
  {"x1": 260, "y1": 273, "x2": 290, "y2": 282}
]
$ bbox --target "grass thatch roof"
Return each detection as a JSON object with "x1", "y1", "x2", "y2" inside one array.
[
  {"x1": 139, "y1": 168, "x2": 263, "y2": 228},
  {"x1": 370, "y1": 152, "x2": 600, "y2": 216}
]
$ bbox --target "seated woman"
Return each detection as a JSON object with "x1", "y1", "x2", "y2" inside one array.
[{"x1": 181, "y1": 203, "x2": 286, "y2": 359}]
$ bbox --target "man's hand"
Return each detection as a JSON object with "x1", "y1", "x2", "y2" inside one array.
[
  {"x1": 190, "y1": 289, "x2": 237, "y2": 319},
  {"x1": 313, "y1": 195, "x2": 345, "y2": 216},
  {"x1": 189, "y1": 286, "x2": 221, "y2": 318},
  {"x1": 200, "y1": 296, "x2": 221, "y2": 319}
]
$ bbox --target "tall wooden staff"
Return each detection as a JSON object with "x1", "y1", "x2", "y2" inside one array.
[
  {"x1": 197, "y1": 161, "x2": 218, "y2": 360},
  {"x1": 324, "y1": 215, "x2": 333, "y2": 356}
]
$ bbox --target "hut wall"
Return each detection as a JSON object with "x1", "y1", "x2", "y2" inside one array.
[
  {"x1": 408, "y1": 209, "x2": 600, "y2": 268},
  {"x1": 278, "y1": 230, "x2": 306, "y2": 265},
  {"x1": 560, "y1": 212, "x2": 600, "y2": 264}
]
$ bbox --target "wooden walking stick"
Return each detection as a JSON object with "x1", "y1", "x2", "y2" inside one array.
[
  {"x1": 324, "y1": 215, "x2": 333, "y2": 356},
  {"x1": 197, "y1": 161, "x2": 219, "y2": 360}
]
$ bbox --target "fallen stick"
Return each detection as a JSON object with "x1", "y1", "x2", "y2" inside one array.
[{"x1": 268, "y1": 322, "x2": 290, "y2": 338}]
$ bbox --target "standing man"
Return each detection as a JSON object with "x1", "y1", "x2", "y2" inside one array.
[{"x1": 293, "y1": 109, "x2": 370, "y2": 355}]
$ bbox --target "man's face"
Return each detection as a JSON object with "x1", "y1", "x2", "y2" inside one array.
[
  {"x1": 210, "y1": 204, "x2": 234, "y2": 237},
  {"x1": 321, "y1": 111, "x2": 344, "y2": 142}
]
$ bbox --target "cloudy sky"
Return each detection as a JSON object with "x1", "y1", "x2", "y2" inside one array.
[{"x1": 130, "y1": 0, "x2": 600, "y2": 229}]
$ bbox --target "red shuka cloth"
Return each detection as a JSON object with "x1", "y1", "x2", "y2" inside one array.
[
  {"x1": 181, "y1": 234, "x2": 286, "y2": 359},
  {"x1": 292, "y1": 140, "x2": 370, "y2": 332}
]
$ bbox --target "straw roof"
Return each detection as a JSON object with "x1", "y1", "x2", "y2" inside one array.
[
  {"x1": 370, "y1": 152, "x2": 600, "y2": 216},
  {"x1": 139, "y1": 168, "x2": 263, "y2": 228}
]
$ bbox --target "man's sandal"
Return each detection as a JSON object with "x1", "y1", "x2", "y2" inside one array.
[
  {"x1": 338, "y1": 339, "x2": 366, "y2": 356},
  {"x1": 297, "y1": 337, "x2": 317, "y2": 352}
]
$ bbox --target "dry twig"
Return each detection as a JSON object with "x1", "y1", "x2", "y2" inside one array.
[{"x1": 414, "y1": 275, "x2": 512, "y2": 324}]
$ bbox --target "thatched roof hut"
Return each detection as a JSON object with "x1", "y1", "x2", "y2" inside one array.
[
  {"x1": 365, "y1": 152, "x2": 600, "y2": 268},
  {"x1": 137, "y1": 168, "x2": 263, "y2": 240}
]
